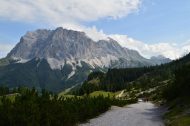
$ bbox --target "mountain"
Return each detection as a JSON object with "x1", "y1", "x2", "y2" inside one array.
[
  {"x1": 75, "y1": 53, "x2": 190, "y2": 126},
  {"x1": 76, "y1": 51, "x2": 190, "y2": 96},
  {"x1": 150, "y1": 55, "x2": 171, "y2": 65},
  {"x1": 0, "y1": 27, "x2": 171, "y2": 92},
  {"x1": 7, "y1": 27, "x2": 153, "y2": 69}
]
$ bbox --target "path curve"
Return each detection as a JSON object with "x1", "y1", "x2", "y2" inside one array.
[
  {"x1": 79, "y1": 102, "x2": 165, "y2": 126},
  {"x1": 116, "y1": 90, "x2": 124, "y2": 98}
]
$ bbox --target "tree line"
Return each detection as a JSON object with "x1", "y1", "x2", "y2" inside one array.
[
  {"x1": 73, "y1": 53, "x2": 190, "y2": 96},
  {"x1": 73, "y1": 66, "x2": 163, "y2": 95},
  {"x1": 163, "y1": 64, "x2": 190, "y2": 100},
  {"x1": 0, "y1": 87, "x2": 132, "y2": 126}
]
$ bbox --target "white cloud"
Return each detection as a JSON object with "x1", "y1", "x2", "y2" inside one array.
[
  {"x1": 83, "y1": 26, "x2": 108, "y2": 41},
  {"x1": 0, "y1": 43, "x2": 14, "y2": 58},
  {"x1": 1, "y1": 33, "x2": 189, "y2": 60},
  {"x1": 110, "y1": 34, "x2": 190, "y2": 60},
  {"x1": 0, "y1": 0, "x2": 141, "y2": 58},
  {"x1": 0, "y1": 0, "x2": 189, "y2": 60},
  {"x1": 58, "y1": 23, "x2": 108, "y2": 41},
  {"x1": 0, "y1": 0, "x2": 141, "y2": 42},
  {"x1": 0, "y1": 0, "x2": 141, "y2": 25}
]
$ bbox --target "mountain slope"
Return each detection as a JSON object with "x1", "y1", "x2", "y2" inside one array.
[
  {"x1": 0, "y1": 27, "x2": 171, "y2": 92},
  {"x1": 150, "y1": 55, "x2": 171, "y2": 65},
  {"x1": 7, "y1": 27, "x2": 167, "y2": 69},
  {"x1": 0, "y1": 58, "x2": 63, "y2": 91},
  {"x1": 76, "y1": 53, "x2": 190, "y2": 95}
]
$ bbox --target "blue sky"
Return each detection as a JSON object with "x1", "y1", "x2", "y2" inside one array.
[
  {"x1": 85, "y1": 0, "x2": 190, "y2": 44},
  {"x1": 0, "y1": 0, "x2": 190, "y2": 59}
]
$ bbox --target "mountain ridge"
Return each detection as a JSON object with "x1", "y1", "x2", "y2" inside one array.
[
  {"x1": 7, "y1": 27, "x2": 170, "y2": 69},
  {"x1": 0, "y1": 27, "x2": 171, "y2": 91}
]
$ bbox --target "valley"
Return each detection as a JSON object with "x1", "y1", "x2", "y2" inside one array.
[{"x1": 0, "y1": 28, "x2": 190, "y2": 126}]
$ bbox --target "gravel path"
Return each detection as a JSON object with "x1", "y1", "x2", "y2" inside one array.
[{"x1": 79, "y1": 102, "x2": 165, "y2": 126}]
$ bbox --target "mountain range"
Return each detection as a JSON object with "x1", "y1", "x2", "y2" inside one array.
[{"x1": 0, "y1": 27, "x2": 171, "y2": 92}]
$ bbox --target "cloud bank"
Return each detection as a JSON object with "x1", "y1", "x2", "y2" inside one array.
[
  {"x1": 0, "y1": 0, "x2": 141, "y2": 24},
  {"x1": 0, "y1": 0, "x2": 141, "y2": 57},
  {"x1": 0, "y1": 43, "x2": 14, "y2": 58},
  {"x1": 0, "y1": 0, "x2": 189, "y2": 59},
  {"x1": 110, "y1": 35, "x2": 190, "y2": 60},
  {"x1": 0, "y1": 0, "x2": 141, "y2": 41}
]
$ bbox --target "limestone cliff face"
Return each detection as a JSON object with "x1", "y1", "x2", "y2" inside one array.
[{"x1": 7, "y1": 27, "x2": 157, "y2": 69}]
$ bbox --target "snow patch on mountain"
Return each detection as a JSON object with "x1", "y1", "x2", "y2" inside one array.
[
  {"x1": 47, "y1": 58, "x2": 65, "y2": 69},
  {"x1": 12, "y1": 57, "x2": 29, "y2": 64},
  {"x1": 67, "y1": 70, "x2": 76, "y2": 79}
]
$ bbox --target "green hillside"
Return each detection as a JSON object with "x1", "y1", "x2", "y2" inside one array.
[
  {"x1": 0, "y1": 87, "x2": 134, "y2": 126},
  {"x1": 74, "y1": 53, "x2": 190, "y2": 126},
  {"x1": 0, "y1": 58, "x2": 104, "y2": 92}
]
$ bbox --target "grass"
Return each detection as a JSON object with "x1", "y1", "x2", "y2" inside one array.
[
  {"x1": 58, "y1": 86, "x2": 75, "y2": 96},
  {"x1": 58, "y1": 94, "x2": 83, "y2": 98},
  {"x1": 60, "y1": 94, "x2": 79, "y2": 98},
  {"x1": 58, "y1": 91, "x2": 82, "y2": 98},
  {"x1": 166, "y1": 115, "x2": 190, "y2": 126},
  {"x1": 89, "y1": 90, "x2": 126, "y2": 98},
  {"x1": 58, "y1": 91, "x2": 68, "y2": 96},
  {"x1": 59, "y1": 90, "x2": 125, "y2": 99},
  {"x1": 0, "y1": 93, "x2": 19, "y2": 104},
  {"x1": 89, "y1": 91, "x2": 115, "y2": 97},
  {"x1": 115, "y1": 90, "x2": 124, "y2": 96},
  {"x1": 165, "y1": 97, "x2": 190, "y2": 126},
  {"x1": 6, "y1": 95, "x2": 17, "y2": 102}
]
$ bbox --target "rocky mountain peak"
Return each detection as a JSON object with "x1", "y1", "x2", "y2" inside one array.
[
  {"x1": 150, "y1": 55, "x2": 171, "y2": 64},
  {"x1": 0, "y1": 27, "x2": 173, "y2": 91},
  {"x1": 7, "y1": 27, "x2": 170, "y2": 70}
]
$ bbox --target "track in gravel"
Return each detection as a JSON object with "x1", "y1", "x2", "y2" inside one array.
[{"x1": 79, "y1": 102, "x2": 165, "y2": 126}]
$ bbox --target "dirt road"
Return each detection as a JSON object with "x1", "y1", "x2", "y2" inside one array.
[{"x1": 80, "y1": 102, "x2": 165, "y2": 126}]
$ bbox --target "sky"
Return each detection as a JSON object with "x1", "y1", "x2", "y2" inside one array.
[{"x1": 0, "y1": 0, "x2": 190, "y2": 59}]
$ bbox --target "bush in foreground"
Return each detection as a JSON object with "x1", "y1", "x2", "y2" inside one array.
[{"x1": 0, "y1": 88, "x2": 134, "y2": 126}]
